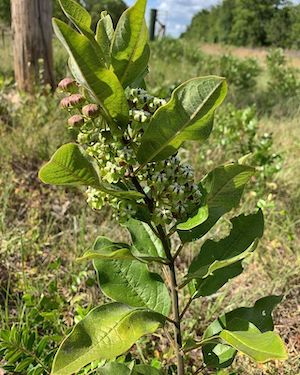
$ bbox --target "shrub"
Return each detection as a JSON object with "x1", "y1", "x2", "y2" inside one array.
[{"x1": 1, "y1": 1, "x2": 288, "y2": 374}]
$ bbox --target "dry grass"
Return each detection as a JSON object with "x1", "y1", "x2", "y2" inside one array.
[{"x1": 200, "y1": 43, "x2": 300, "y2": 69}]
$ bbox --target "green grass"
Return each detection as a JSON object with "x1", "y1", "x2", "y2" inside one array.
[{"x1": 0, "y1": 37, "x2": 299, "y2": 374}]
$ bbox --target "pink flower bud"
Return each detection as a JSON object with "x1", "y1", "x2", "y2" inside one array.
[
  {"x1": 67, "y1": 115, "x2": 84, "y2": 127},
  {"x1": 60, "y1": 94, "x2": 85, "y2": 109},
  {"x1": 58, "y1": 78, "x2": 77, "y2": 93},
  {"x1": 82, "y1": 104, "x2": 100, "y2": 118}
]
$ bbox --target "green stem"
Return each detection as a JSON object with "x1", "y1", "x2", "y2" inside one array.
[{"x1": 183, "y1": 336, "x2": 220, "y2": 353}]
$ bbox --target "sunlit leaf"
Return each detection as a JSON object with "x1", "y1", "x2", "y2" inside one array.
[
  {"x1": 220, "y1": 328, "x2": 288, "y2": 363},
  {"x1": 94, "y1": 257, "x2": 171, "y2": 315},
  {"x1": 51, "y1": 303, "x2": 164, "y2": 375},
  {"x1": 137, "y1": 76, "x2": 227, "y2": 164},
  {"x1": 202, "y1": 296, "x2": 283, "y2": 368},
  {"x1": 111, "y1": 0, "x2": 150, "y2": 88},
  {"x1": 53, "y1": 19, "x2": 129, "y2": 126},
  {"x1": 39, "y1": 143, "x2": 99, "y2": 187}
]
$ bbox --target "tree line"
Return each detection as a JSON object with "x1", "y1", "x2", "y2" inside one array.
[{"x1": 182, "y1": 0, "x2": 300, "y2": 49}]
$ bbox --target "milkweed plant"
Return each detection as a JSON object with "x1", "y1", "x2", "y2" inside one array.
[{"x1": 38, "y1": 0, "x2": 288, "y2": 374}]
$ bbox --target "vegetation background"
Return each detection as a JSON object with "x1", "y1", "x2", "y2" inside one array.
[{"x1": 0, "y1": 0, "x2": 299, "y2": 374}]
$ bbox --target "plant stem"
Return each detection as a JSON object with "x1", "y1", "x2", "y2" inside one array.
[
  {"x1": 157, "y1": 225, "x2": 185, "y2": 375},
  {"x1": 130, "y1": 176, "x2": 185, "y2": 374}
]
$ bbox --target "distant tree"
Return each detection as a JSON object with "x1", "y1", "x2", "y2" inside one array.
[
  {"x1": 84, "y1": 0, "x2": 127, "y2": 27},
  {"x1": 182, "y1": 0, "x2": 299, "y2": 48},
  {"x1": 0, "y1": 0, "x2": 10, "y2": 25},
  {"x1": 266, "y1": 5, "x2": 293, "y2": 47},
  {"x1": 289, "y1": 4, "x2": 300, "y2": 49}
]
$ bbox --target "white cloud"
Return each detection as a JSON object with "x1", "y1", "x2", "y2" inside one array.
[
  {"x1": 126, "y1": 0, "x2": 221, "y2": 37},
  {"x1": 156, "y1": 0, "x2": 219, "y2": 37}
]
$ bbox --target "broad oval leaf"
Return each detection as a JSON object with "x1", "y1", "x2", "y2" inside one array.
[
  {"x1": 53, "y1": 19, "x2": 129, "y2": 126},
  {"x1": 39, "y1": 143, "x2": 99, "y2": 187},
  {"x1": 111, "y1": 0, "x2": 150, "y2": 88},
  {"x1": 137, "y1": 76, "x2": 227, "y2": 165},
  {"x1": 179, "y1": 163, "x2": 254, "y2": 243},
  {"x1": 188, "y1": 210, "x2": 264, "y2": 280},
  {"x1": 94, "y1": 257, "x2": 171, "y2": 316},
  {"x1": 126, "y1": 218, "x2": 165, "y2": 258},
  {"x1": 202, "y1": 296, "x2": 283, "y2": 368},
  {"x1": 219, "y1": 329, "x2": 288, "y2": 363},
  {"x1": 51, "y1": 303, "x2": 164, "y2": 375}
]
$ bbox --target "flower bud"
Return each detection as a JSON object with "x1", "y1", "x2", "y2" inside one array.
[
  {"x1": 60, "y1": 94, "x2": 85, "y2": 109},
  {"x1": 82, "y1": 104, "x2": 100, "y2": 119},
  {"x1": 68, "y1": 115, "x2": 84, "y2": 127},
  {"x1": 58, "y1": 78, "x2": 77, "y2": 93}
]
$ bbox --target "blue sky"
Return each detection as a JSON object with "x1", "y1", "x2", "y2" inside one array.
[{"x1": 126, "y1": 0, "x2": 300, "y2": 37}]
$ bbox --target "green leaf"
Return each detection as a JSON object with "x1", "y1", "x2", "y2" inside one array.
[
  {"x1": 177, "y1": 205, "x2": 208, "y2": 231},
  {"x1": 137, "y1": 76, "x2": 227, "y2": 164},
  {"x1": 202, "y1": 296, "x2": 283, "y2": 368},
  {"x1": 179, "y1": 163, "x2": 254, "y2": 242},
  {"x1": 51, "y1": 303, "x2": 164, "y2": 375},
  {"x1": 219, "y1": 328, "x2": 288, "y2": 363},
  {"x1": 203, "y1": 343, "x2": 236, "y2": 369},
  {"x1": 58, "y1": 0, "x2": 91, "y2": 33},
  {"x1": 39, "y1": 144, "x2": 143, "y2": 200},
  {"x1": 133, "y1": 364, "x2": 162, "y2": 374},
  {"x1": 97, "y1": 362, "x2": 131, "y2": 375},
  {"x1": 204, "y1": 295, "x2": 282, "y2": 338},
  {"x1": 94, "y1": 257, "x2": 171, "y2": 316},
  {"x1": 98, "y1": 183, "x2": 145, "y2": 200},
  {"x1": 188, "y1": 210, "x2": 264, "y2": 280},
  {"x1": 39, "y1": 143, "x2": 99, "y2": 187},
  {"x1": 53, "y1": 19, "x2": 129, "y2": 126},
  {"x1": 77, "y1": 237, "x2": 135, "y2": 262},
  {"x1": 96, "y1": 11, "x2": 114, "y2": 64},
  {"x1": 111, "y1": 0, "x2": 150, "y2": 88},
  {"x1": 193, "y1": 261, "x2": 244, "y2": 297},
  {"x1": 126, "y1": 218, "x2": 165, "y2": 258}
]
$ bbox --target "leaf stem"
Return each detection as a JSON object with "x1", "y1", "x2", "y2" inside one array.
[
  {"x1": 183, "y1": 336, "x2": 220, "y2": 353},
  {"x1": 173, "y1": 244, "x2": 184, "y2": 261},
  {"x1": 179, "y1": 297, "x2": 194, "y2": 320}
]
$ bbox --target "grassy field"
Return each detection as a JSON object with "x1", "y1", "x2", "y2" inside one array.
[{"x1": 0, "y1": 36, "x2": 299, "y2": 374}]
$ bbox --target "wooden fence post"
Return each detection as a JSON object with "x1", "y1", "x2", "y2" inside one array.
[
  {"x1": 149, "y1": 8, "x2": 157, "y2": 41},
  {"x1": 11, "y1": 0, "x2": 55, "y2": 92}
]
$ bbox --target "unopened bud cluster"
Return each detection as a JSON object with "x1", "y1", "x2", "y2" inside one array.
[{"x1": 57, "y1": 78, "x2": 202, "y2": 224}]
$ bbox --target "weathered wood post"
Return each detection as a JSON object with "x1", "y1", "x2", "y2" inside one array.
[
  {"x1": 11, "y1": 0, "x2": 55, "y2": 92},
  {"x1": 149, "y1": 8, "x2": 157, "y2": 41}
]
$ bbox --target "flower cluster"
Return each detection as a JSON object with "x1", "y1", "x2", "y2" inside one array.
[{"x1": 58, "y1": 78, "x2": 202, "y2": 224}]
